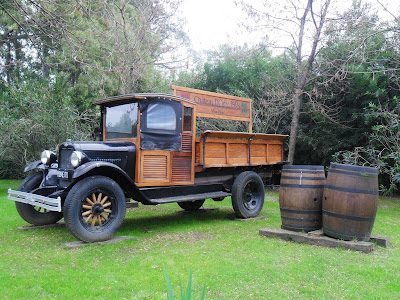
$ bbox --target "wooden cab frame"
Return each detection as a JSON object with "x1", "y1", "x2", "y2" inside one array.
[{"x1": 95, "y1": 93, "x2": 197, "y2": 187}]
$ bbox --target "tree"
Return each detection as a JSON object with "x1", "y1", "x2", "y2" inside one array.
[
  {"x1": 0, "y1": 75, "x2": 96, "y2": 179},
  {"x1": 0, "y1": 0, "x2": 187, "y2": 97},
  {"x1": 238, "y1": 0, "x2": 332, "y2": 163},
  {"x1": 333, "y1": 98, "x2": 400, "y2": 195},
  {"x1": 0, "y1": 0, "x2": 68, "y2": 83},
  {"x1": 56, "y1": 0, "x2": 188, "y2": 96},
  {"x1": 295, "y1": 0, "x2": 400, "y2": 165}
]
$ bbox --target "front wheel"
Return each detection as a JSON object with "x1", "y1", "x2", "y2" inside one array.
[
  {"x1": 231, "y1": 171, "x2": 265, "y2": 218},
  {"x1": 63, "y1": 176, "x2": 126, "y2": 242},
  {"x1": 16, "y1": 172, "x2": 63, "y2": 226}
]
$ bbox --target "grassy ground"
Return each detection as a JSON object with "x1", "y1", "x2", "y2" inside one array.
[{"x1": 1, "y1": 180, "x2": 400, "y2": 299}]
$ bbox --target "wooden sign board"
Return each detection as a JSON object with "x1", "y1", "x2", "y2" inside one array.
[{"x1": 171, "y1": 86, "x2": 252, "y2": 131}]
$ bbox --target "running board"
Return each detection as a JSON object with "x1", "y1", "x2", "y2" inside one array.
[{"x1": 150, "y1": 191, "x2": 231, "y2": 204}]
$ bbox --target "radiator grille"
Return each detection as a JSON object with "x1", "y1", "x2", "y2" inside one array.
[
  {"x1": 172, "y1": 156, "x2": 191, "y2": 182},
  {"x1": 142, "y1": 155, "x2": 168, "y2": 180},
  {"x1": 58, "y1": 148, "x2": 73, "y2": 169}
]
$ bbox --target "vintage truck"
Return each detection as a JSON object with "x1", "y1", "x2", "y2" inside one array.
[{"x1": 8, "y1": 86, "x2": 287, "y2": 242}]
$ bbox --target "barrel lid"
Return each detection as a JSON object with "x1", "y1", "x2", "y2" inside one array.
[
  {"x1": 283, "y1": 165, "x2": 324, "y2": 170},
  {"x1": 329, "y1": 163, "x2": 378, "y2": 174}
]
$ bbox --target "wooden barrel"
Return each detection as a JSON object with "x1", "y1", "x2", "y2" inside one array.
[
  {"x1": 323, "y1": 163, "x2": 379, "y2": 241},
  {"x1": 279, "y1": 165, "x2": 326, "y2": 232}
]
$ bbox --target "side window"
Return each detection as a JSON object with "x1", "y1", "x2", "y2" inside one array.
[
  {"x1": 183, "y1": 107, "x2": 192, "y2": 132},
  {"x1": 147, "y1": 103, "x2": 176, "y2": 130},
  {"x1": 105, "y1": 103, "x2": 138, "y2": 139}
]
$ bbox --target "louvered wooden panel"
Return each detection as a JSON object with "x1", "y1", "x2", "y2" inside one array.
[
  {"x1": 181, "y1": 134, "x2": 192, "y2": 152},
  {"x1": 172, "y1": 156, "x2": 191, "y2": 182},
  {"x1": 142, "y1": 155, "x2": 168, "y2": 180}
]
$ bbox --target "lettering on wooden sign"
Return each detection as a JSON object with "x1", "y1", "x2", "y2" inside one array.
[{"x1": 171, "y1": 85, "x2": 252, "y2": 123}]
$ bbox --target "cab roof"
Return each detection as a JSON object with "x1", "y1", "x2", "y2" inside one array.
[{"x1": 93, "y1": 93, "x2": 196, "y2": 106}]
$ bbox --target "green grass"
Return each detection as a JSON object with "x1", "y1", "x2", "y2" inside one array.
[{"x1": 1, "y1": 180, "x2": 400, "y2": 299}]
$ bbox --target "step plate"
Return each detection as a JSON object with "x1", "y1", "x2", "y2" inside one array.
[{"x1": 151, "y1": 191, "x2": 231, "y2": 204}]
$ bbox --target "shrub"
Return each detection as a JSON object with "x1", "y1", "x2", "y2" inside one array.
[
  {"x1": 0, "y1": 77, "x2": 96, "y2": 179},
  {"x1": 333, "y1": 98, "x2": 400, "y2": 195}
]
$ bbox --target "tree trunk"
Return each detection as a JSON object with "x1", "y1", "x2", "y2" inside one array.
[
  {"x1": 288, "y1": 88, "x2": 303, "y2": 164},
  {"x1": 6, "y1": 40, "x2": 12, "y2": 84},
  {"x1": 13, "y1": 37, "x2": 22, "y2": 80},
  {"x1": 286, "y1": 0, "x2": 331, "y2": 164},
  {"x1": 42, "y1": 44, "x2": 50, "y2": 78}
]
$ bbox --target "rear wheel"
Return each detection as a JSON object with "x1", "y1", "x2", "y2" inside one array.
[
  {"x1": 177, "y1": 200, "x2": 205, "y2": 211},
  {"x1": 231, "y1": 171, "x2": 265, "y2": 218},
  {"x1": 64, "y1": 176, "x2": 126, "y2": 242},
  {"x1": 15, "y1": 172, "x2": 63, "y2": 225}
]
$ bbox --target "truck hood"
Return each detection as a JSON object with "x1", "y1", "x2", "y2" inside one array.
[{"x1": 58, "y1": 141, "x2": 136, "y2": 179}]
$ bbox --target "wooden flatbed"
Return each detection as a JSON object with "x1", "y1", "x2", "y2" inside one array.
[{"x1": 195, "y1": 131, "x2": 287, "y2": 169}]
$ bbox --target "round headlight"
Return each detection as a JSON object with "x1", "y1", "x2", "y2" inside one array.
[
  {"x1": 71, "y1": 151, "x2": 84, "y2": 168},
  {"x1": 41, "y1": 150, "x2": 56, "y2": 165}
]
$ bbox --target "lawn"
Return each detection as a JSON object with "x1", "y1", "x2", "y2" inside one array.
[{"x1": 1, "y1": 180, "x2": 400, "y2": 299}]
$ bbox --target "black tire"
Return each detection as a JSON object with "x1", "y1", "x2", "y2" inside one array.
[
  {"x1": 231, "y1": 171, "x2": 265, "y2": 218},
  {"x1": 177, "y1": 200, "x2": 205, "y2": 211},
  {"x1": 15, "y1": 172, "x2": 63, "y2": 226},
  {"x1": 63, "y1": 176, "x2": 126, "y2": 242}
]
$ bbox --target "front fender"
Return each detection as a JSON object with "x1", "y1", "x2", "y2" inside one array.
[
  {"x1": 24, "y1": 160, "x2": 46, "y2": 172},
  {"x1": 72, "y1": 161, "x2": 149, "y2": 204},
  {"x1": 73, "y1": 161, "x2": 129, "y2": 180}
]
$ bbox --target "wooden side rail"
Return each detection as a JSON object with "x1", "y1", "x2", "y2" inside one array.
[{"x1": 196, "y1": 131, "x2": 288, "y2": 170}]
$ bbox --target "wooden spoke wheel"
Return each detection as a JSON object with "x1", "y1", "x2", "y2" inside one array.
[
  {"x1": 15, "y1": 172, "x2": 63, "y2": 226},
  {"x1": 81, "y1": 192, "x2": 113, "y2": 227},
  {"x1": 231, "y1": 171, "x2": 265, "y2": 219},
  {"x1": 64, "y1": 176, "x2": 126, "y2": 242}
]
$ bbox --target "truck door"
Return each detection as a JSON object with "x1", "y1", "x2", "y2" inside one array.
[{"x1": 136, "y1": 97, "x2": 194, "y2": 186}]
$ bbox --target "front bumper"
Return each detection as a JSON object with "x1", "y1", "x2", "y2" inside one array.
[{"x1": 7, "y1": 189, "x2": 62, "y2": 212}]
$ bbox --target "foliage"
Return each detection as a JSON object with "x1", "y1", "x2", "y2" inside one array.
[
  {"x1": 333, "y1": 97, "x2": 400, "y2": 194},
  {"x1": 1, "y1": 0, "x2": 187, "y2": 96},
  {"x1": 0, "y1": 75, "x2": 96, "y2": 178},
  {"x1": 54, "y1": 0, "x2": 187, "y2": 97},
  {"x1": 295, "y1": 71, "x2": 392, "y2": 166},
  {"x1": 368, "y1": 100, "x2": 400, "y2": 189},
  {"x1": 293, "y1": 1, "x2": 400, "y2": 168},
  {"x1": 163, "y1": 267, "x2": 206, "y2": 300}
]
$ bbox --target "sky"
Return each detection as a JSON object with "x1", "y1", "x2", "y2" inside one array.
[
  {"x1": 180, "y1": 0, "x2": 252, "y2": 51},
  {"x1": 180, "y1": 0, "x2": 400, "y2": 51}
]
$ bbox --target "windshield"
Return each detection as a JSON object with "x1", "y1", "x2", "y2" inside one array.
[{"x1": 105, "y1": 103, "x2": 138, "y2": 139}]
